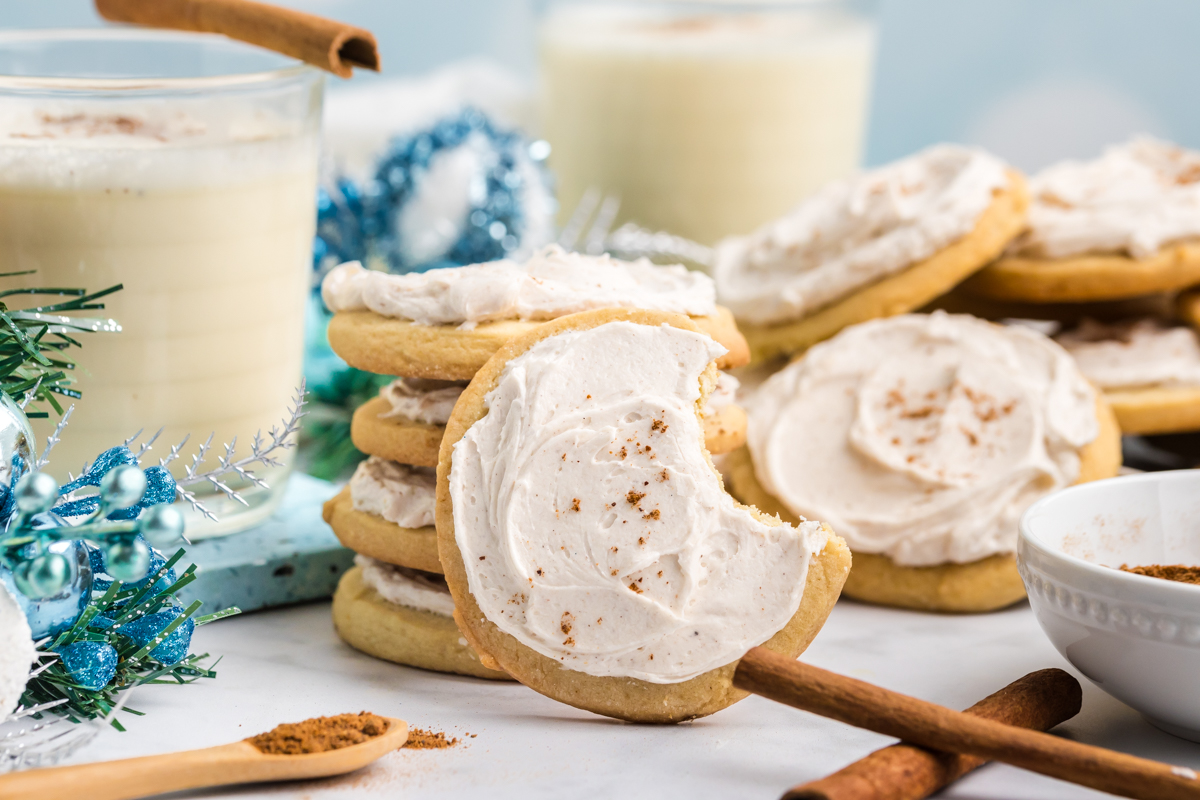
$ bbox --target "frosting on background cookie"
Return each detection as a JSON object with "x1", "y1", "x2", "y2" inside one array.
[
  {"x1": 379, "y1": 378, "x2": 467, "y2": 425},
  {"x1": 1013, "y1": 137, "x2": 1200, "y2": 260},
  {"x1": 322, "y1": 244, "x2": 716, "y2": 326},
  {"x1": 747, "y1": 312, "x2": 1098, "y2": 566},
  {"x1": 1056, "y1": 318, "x2": 1200, "y2": 390},
  {"x1": 713, "y1": 144, "x2": 1010, "y2": 325}
]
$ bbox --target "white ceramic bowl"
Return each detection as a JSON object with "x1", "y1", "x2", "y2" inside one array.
[{"x1": 1019, "y1": 469, "x2": 1200, "y2": 742}]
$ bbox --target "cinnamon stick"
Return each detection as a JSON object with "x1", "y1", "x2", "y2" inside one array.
[
  {"x1": 734, "y1": 647, "x2": 1200, "y2": 800},
  {"x1": 783, "y1": 668, "x2": 1082, "y2": 800},
  {"x1": 95, "y1": 0, "x2": 379, "y2": 78}
]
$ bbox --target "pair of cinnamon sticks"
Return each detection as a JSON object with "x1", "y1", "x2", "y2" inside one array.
[{"x1": 734, "y1": 648, "x2": 1200, "y2": 800}]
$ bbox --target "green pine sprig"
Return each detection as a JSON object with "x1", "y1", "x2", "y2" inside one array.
[
  {"x1": 19, "y1": 548, "x2": 239, "y2": 730},
  {"x1": 0, "y1": 271, "x2": 122, "y2": 418}
]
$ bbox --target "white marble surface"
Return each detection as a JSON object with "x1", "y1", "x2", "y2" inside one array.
[{"x1": 60, "y1": 598, "x2": 1200, "y2": 799}]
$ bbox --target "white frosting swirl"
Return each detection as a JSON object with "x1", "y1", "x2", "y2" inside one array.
[
  {"x1": 714, "y1": 144, "x2": 1010, "y2": 325},
  {"x1": 349, "y1": 457, "x2": 436, "y2": 529},
  {"x1": 0, "y1": 583, "x2": 34, "y2": 716},
  {"x1": 355, "y1": 555, "x2": 455, "y2": 617},
  {"x1": 747, "y1": 313, "x2": 1098, "y2": 566},
  {"x1": 1056, "y1": 318, "x2": 1200, "y2": 390},
  {"x1": 449, "y1": 320, "x2": 827, "y2": 684},
  {"x1": 380, "y1": 378, "x2": 467, "y2": 425},
  {"x1": 1014, "y1": 137, "x2": 1200, "y2": 260},
  {"x1": 322, "y1": 244, "x2": 716, "y2": 326}
]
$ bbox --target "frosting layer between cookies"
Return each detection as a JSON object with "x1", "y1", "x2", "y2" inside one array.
[
  {"x1": 747, "y1": 313, "x2": 1097, "y2": 566},
  {"x1": 1013, "y1": 137, "x2": 1200, "y2": 259},
  {"x1": 1056, "y1": 318, "x2": 1200, "y2": 390},
  {"x1": 380, "y1": 378, "x2": 466, "y2": 425},
  {"x1": 713, "y1": 144, "x2": 1010, "y2": 325},
  {"x1": 322, "y1": 244, "x2": 716, "y2": 326},
  {"x1": 355, "y1": 555, "x2": 455, "y2": 617},
  {"x1": 350, "y1": 457, "x2": 436, "y2": 528},
  {"x1": 449, "y1": 320, "x2": 827, "y2": 683}
]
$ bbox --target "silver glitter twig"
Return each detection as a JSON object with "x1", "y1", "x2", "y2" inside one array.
[
  {"x1": 36, "y1": 405, "x2": 73, "y2": 471},
  {"x1": 165, "y1": 381, "x2": 307, "y2": 522}
]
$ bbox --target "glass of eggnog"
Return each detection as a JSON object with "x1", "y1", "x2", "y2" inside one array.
[
  {"x1": 0, "y1": 30, "x2": 323, "y2": 538},
  {"x1": 540, "y1": 0, "x2": 877, "y2": 245}
]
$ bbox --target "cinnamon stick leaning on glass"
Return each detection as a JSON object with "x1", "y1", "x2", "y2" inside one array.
[{"x1": 95, "y1": 0, "x2": 379, "y2": 77}]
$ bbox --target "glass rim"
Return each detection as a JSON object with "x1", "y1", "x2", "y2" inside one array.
[{"x1": 0, "y1": 28, "x2": 315, "y2": 92}]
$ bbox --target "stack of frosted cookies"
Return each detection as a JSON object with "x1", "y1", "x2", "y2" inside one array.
[
  {"x1": 955, "y1": 137, "x2": 1200, "y2": 438},
  {"x1": 320, "y1": 245, "x2": 752, "y2": 678}
]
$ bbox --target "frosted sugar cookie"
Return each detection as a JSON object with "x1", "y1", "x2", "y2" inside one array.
[
  {"x1": 714, "y1": 144, "x2": 1028, "y2": 361},
  {"x1": 729, "y1": 312, "x2": 1120, "y2": 613},
  {"x1": 322, "y1": 457, "x2": 442, "y2": 574},
  {"x1": 436, "y1": 308, "x2": 850, "y2": 723},
  {"x1": 323, "y1": 245, "x2": 749, "y2": 381},
  {"x1": 353, "y1": 374, "x2": 748, "y2": 465},
  {"x1": 332, "y1": 557, "x2": 510, "y2": 680},
  {"x1": 1056, "y1": 318, "x2": 1200, "y2": 435},
  {"x1": 965, "y1": 138, "x2": 1200, "y2": 302}
]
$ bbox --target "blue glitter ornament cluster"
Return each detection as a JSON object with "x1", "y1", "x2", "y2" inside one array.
[{"x1": 315, "y1": 107, "x2": 551, "y2": 275}]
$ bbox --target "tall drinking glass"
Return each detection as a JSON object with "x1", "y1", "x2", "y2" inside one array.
[
  {"x1": 541, "y1": 0, "x2": 877, "y2": 245},
  {"x1": 0, "y1": 30, "x2": 323, "y2": 537}
]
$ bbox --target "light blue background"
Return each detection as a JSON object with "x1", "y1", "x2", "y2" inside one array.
[{"x1": 2, "y1": 0, "x2": 1198, "y2": 171}]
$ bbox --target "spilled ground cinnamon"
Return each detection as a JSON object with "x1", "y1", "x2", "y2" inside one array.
[
  {"x1": 402, "y1": 728, "x2": 460, "y2": 750},
  {"x1": 1120, "y1": 564, "x2": 1200, "y2": 585},
  {"x1": 248, "y1": 712, "x2": 388, "y2": 755}
]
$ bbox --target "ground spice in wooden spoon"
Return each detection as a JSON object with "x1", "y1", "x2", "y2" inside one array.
[
  {"x1": 248, "y1": 712, "x2": 389, "y2": 755},
  {"x1": 1120, "y1": 564, "x2": 1200, "y2": 585}
]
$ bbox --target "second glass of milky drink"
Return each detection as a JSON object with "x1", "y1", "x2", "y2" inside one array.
[
  {"x1": 540, "y1": 0, "x2": 877, "y2": 245},
  {"x1": 0, "y1": 30, "x2": 323, "y2": 537}
]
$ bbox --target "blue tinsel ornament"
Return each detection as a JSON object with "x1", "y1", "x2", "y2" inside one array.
[
  {"x1": 54, "y1": 446, "x2": 176, "y2": 521},
  {"x1": 56, "y1": 641, "x2": 118, "y2": 691},
  {"x1": 117, "y1": 608, "x2": 195, "y2": 665},
  {"x1": 0, "y1": 540, "x2": 91, "y2": 639},
  {"x1": 314, "y1": 107, "x2": 554, "y2": 276}
]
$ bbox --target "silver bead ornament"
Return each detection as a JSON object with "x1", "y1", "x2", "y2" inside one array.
[
  {"x1": 139, "y1": 503, "x2": 185, "y2": 548},
  {"x1": 99, "y1": 465, "x2": 146, "y2": 511}
]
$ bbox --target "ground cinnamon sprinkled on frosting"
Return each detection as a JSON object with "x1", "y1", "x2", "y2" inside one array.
[
  {"x1": 248, "y1": 712, "x2": 388, "y2": 754},
  {"x1": 402, "y1": 728, "x2": 460, "y2": 749},
  {"x1": 1120, "y1": 564, "x2": 1200, "y2": 585}
]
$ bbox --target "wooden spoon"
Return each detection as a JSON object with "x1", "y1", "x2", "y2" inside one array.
[
  {"x1": 0, "y1": 716, "x2": 408, "y2": 800},
  {"x1": 733, "y1": 647, "x2": 1200, "y2": 800}
]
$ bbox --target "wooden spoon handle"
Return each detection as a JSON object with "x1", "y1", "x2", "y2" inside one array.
[
  {"x1": 0, "y1": 741, "x2": 256, "y2": 800},
  {"x1": 734, "y1": 647, "x2": 1200, "y2": 800}
]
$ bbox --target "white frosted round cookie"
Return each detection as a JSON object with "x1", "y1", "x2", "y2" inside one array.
[
  {"x1": 436, "y1": 308, "x2": 850, "y2": 722},
  {"x1": 734, "y1": 312, "x2": 1120, "y2": 612}
]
